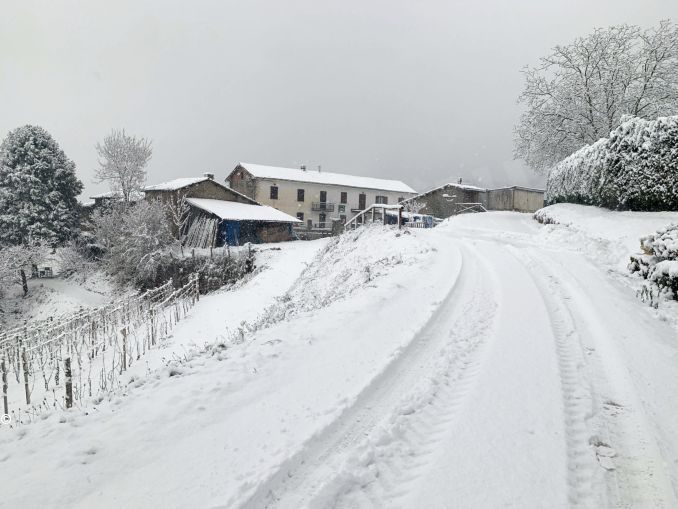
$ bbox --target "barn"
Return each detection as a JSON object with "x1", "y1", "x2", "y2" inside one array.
[{"x1": 143, "y1": 174, "x2": 301, "y2": 247}]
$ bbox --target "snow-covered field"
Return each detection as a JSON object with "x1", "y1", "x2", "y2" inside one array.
[{"x1": 2, "y1": 206, "x2": 678, "y2": 509}]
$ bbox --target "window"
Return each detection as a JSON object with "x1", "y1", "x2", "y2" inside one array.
[
  {"x1": 398, "y1": 197, "x2": 404, "y2": 203},
  {"x1": 376, "y1": 195, "x2": 388, "y2": 204},
  {"x1": 270, "y1": 185, "x2": 278, "y2": 200},
  {"x1": 297, "y1": 189, "x2": 305, "y2": 202},
  {"x1": 340, "y1": 192, "x2": 347, "y2": 204},
  {"x1": 358, "y1": 193, "x2": 366, "y2": 210},
  {"x1": 296, "y1": 212, "x2": 304, "y2": 221},
  {"x1": 320, "y1": 190, "x2": 327, "y2": 202},
  {"x1": 318, "y1": 213, "x2": 326, "y2": 228},
  {"x1": 338, "y1": 204, "x2": 345, "y2": 213}
]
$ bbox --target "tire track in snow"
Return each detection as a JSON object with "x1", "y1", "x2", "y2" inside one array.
[
  {"x1": 238, "y1": 244, "x2": 497, "y2": 509},
  {"x1": 311, "y1": 250, "x2": 498, "y2": 508},
  {"x1": 514, "y1": 249, "x2": 604, "y2": 509},
  {"x1": 520, "y1": 248, "x2": 678, "y2": 509}
]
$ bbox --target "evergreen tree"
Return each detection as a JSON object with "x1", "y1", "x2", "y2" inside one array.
[{"x1": 0, "y1": 125, "x2": 83, "y2": 245}]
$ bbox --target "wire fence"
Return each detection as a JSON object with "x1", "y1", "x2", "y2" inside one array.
[{"x1": 0, "y1": 274, "x2": 200, "y2": 423}]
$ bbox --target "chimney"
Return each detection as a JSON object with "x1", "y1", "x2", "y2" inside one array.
[
  {"x1": 317, "y1": 165, "x2": 322, "y2": 173},
  {"x1": 204, "y1": 172, "x2": 214, "y2": 180},
  {"x1": 300, "y1": 165, "x2": 306, "y2": 171}
]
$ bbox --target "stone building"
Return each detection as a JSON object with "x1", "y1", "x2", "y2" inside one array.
[
  {"x1": 403, "y1": 182, "x2": 544, "y2": 218},
  {"x1": 226, "y1": 163, "x2": 417, "y2": 229},
  {"x1": 143, "y1": 174, "x2": 300, "y2": 246}
]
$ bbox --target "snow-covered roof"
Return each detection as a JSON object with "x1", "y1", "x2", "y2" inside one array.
[
  {"x1": 235, "y1": 163, "x2": 417, "y2": 194},
  {"x1": 144, "y1": 177, "x2": 210, "y2": 192},
  {"x1": 89, "y1": 191, "x2": 144, "y2": 201},
  {"x1": 402, "y1": 182, "x2": 487, "y2": 202},
  {"x1": 186, "y1": 198, "x2": 302, "y2": 223},
  {"x1": 490, "y1": 186, "x2": 545, "y2": 193}
]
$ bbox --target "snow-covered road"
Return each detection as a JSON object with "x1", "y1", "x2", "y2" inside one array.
[
  {"x1": 2, "y1": 210, "x2": 678, "y2": 508},
  {"x1": 246, "y1": 215, "x2": 678, "y2": 508}
]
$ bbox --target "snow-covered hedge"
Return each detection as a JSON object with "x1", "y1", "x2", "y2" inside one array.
[
  {"x1": 546, "y1": 115, "x2": 678, "y2": 211},
  {"x1": 629, "y1": 223, "x2": 678, "y2": 298}
]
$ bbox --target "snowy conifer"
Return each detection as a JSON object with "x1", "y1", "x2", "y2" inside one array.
[{"x1": 0, "y1": 125, "x2": 83, "y2": 246}]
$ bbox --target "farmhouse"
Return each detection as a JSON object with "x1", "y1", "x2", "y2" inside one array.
[
  {"x1": 226, "y1": 163, "x2": 417, "y2": 230},
  {"x1": 404, "y1": 182, "x2": 544, "y2": 218},
  {"x1": 143, "y1": 174, "x2": 301, "y2": 246}
]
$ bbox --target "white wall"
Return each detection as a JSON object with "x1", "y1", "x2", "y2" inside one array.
[{"x1": 254, "y1": 178, "x2": 415, "y2": 226}]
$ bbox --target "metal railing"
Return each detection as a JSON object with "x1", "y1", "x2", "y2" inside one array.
[
  {"x1": 311, "y1": 202, "x2": 335, "y2": 212},
  {"x1": 344, "y1": 204, "x2": 403, "y2": 231},
  {"x1": 456, "y1": 202, "x2": 487, "y2": 214}
]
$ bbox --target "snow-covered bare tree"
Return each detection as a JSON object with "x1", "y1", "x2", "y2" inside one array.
[
  {"x1": 402, "y1": 200, "x2": 425, "y2": 214},
  {"x1": 515, "y1": 20, "x2": 678, "y2": 174},
  {"x1": 0, "y1": 125, "x2": 83, "y2": 245},
  {"x1": 95, "y1": 129, "x2": 152, "y2": 204},
  {"x1": 166, "y1": 193, "x2": 191, "y2": 240},
  {"x1": 0, "y1": 245, "x2": 43, "y2": 295},
  {"x1": 91, "y1": 200, "x2": 175, "y2": 285}
]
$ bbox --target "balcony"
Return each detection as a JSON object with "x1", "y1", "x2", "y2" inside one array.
[{"x1": 311, "y1": 202, "x2": 335, "y2": 212}]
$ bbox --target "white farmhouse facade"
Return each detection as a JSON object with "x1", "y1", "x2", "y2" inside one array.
[{"x1": 226, "y1": 163, "x2": 417, "y2": 229}]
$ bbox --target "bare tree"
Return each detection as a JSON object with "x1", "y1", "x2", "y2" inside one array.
[
  {"x1": 515, "y1": 20, "x2": 678, "y2": 174},
  {"x1": 166, "y1": 193, "x2": 191, "y2": 241},
  {"x1": 95, "y1": 129, "x2": 152, "y2": 203},
  {"x1": 0, "y1": 245, "x2": 42, "y2": 296},
  {"x1": 402, "y1": 199, "x2": 426, "y2": 214}
]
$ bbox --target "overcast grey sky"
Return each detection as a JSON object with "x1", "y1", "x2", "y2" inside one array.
[{"x1": 1, "y1": 0, "x2": 677, "y2": 199}]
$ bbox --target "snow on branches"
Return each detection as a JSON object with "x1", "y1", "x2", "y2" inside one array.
[
  {"x1": 91, "y1": 199, "x2": 175, "y2": 286},
  {"x1": 95, "y1": 129, "x2": 152, "y2": 204},
  {"x1": 516, "y1": 20, "x2": 678, "y2": 173},
  {"x1": 0, "y1": 125, "x2": 83, "y2": 246},
  {"x1": 630, "y1": 223, "x2": 678, "y2": 300}
]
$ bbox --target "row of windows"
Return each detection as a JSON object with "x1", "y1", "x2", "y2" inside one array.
[{"x1": 270, "y1": 185, "x2": 401, "y2": 204}]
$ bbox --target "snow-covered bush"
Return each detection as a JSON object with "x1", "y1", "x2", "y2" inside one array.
[
  {"x1": 135, "y1": 247, "x2": 252, "y2": 292},
  {"x1": 91, "y1": 200, "x2": 253, "y2": 291},
  {"x1": 629, "y1": 223, "x2": 678, "y2": 299},
  {"x1": 546, "y1": 115, "x2": 678, "y2": 211},
  {"x1": 545, "y1": 138, "x2": 609, "y2": 206},
  {"x1": 91, "y1": 200, "x2": 176, "y2": 286}
]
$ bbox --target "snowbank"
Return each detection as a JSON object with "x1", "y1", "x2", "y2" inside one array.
[{"x1": 534, "y1": 204, "x2": 678, "y2": 269}]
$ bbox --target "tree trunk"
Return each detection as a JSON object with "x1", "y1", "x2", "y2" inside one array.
[{"x1": 20, "y1": 269, "x2": 28, "y2": 296}]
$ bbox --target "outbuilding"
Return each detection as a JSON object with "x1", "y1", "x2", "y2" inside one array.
[
  {"x1": 143, "y1": 174, "x2": 301, "y2": 246},
  {"x1": 486, "y1": 186, "x2": 545, "y2": 213}
]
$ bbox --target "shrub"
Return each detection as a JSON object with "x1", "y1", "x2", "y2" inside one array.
[
  {"x1": 546, "y1": 115, "x2": 678, "y2": 211},
  {"x1": 629, "y1": 223, "x2": 678, "y2": 299}
]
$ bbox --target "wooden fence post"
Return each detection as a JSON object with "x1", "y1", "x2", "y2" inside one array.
[
  {"x1": 150, "y1": 308, "x2": 156, "y2": 346},
  {"x1": 1, "y1": 356, "x2": 8, "y2": 416},
  {"x1": 122, "y1": 328, "x2": 127, "y2": 372},
  {"x1": 21, "y1": 348, "x2": 30, "y2": 405},
  {"x1": 64, "y1": 357, "x2": 73, "y2": 409}
]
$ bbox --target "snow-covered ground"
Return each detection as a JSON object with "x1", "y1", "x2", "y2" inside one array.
[
  {"x1": 2, "y1": 207, "x2": 678, "y2": 509},
  {"x1": 0, "y1": 271, "x2": 119, "y2": 328}
]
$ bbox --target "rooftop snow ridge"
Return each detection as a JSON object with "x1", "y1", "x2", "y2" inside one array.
[
  {"x1": 144, "y1": 177, "x2": 212, "y2": 191},
  {"x1": 237, "y1": 162, "x2": 417, "y2": 194}
]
